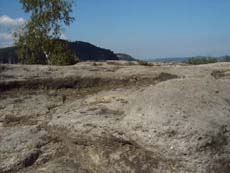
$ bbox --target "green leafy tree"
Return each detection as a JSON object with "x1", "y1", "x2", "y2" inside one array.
[
  {"x1": 48, "y1": 39, "x2": 77, "y2": 65},
  {"x1": 15, "y1": 0, "x2": 79, "y2": 65}
]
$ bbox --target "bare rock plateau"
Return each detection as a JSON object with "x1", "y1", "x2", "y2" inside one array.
[{"x1": 0, "y1": 61, "x2": 230, "y2": 173}]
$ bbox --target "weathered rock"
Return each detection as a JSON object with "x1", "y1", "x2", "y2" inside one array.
[
  {"x1": 0, "y1": 61, "x2": 230, "y2": 172},
  {"x1": 0, "y1": 126, "x2": 48, "y2": 172}
]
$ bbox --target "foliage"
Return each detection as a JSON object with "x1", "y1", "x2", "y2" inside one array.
[
  {"x1": 48, "y1": 39, "x2": 78, "y2": 65},
  {"x1": 15, "y1": 29, "x2": 47, "y2": 64},
  {"x1": 15, "y1": 0, "x2": 78, "y2": 65},
  {"x1": 187, "y1": 57, "x2": 218, "y2": 65},
  {"x1": 137, "y1": 60, "x2": 153, "y2": 66}
]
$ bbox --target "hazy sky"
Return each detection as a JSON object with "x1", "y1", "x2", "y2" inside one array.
[{"x1": 1, "y1": 0, "x2": 230, "y2": 59}]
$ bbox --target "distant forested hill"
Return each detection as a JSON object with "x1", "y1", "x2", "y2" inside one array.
[
  {"x1": 0, "y1": 47, "x2": 18, "y2": 64},
  {"x1": 69, "y1": 41, "x2": 118, "y2": 61},
  {"x1": 116, "y1": 53, "x2": 137, "y2": 61},
  {"x1": 149, "y1": 56, "x2": 230, "y2": 63},
  {"x1": 0, "y1": 40, "x2": 119, "y2": 64}
]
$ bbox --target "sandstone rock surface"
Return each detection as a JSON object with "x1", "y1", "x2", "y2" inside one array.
[{"x1": 0, "y1": 61, "x2": 230, "y2": 172}]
